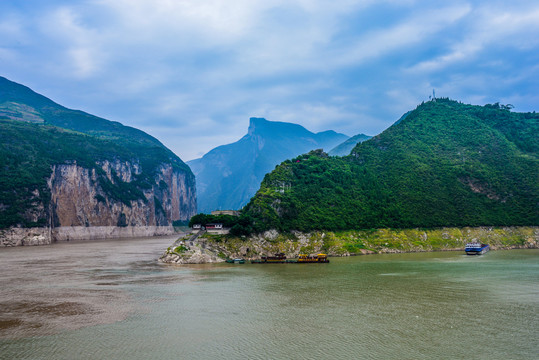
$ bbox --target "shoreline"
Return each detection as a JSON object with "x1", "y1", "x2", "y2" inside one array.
[
  {"x1": 160, "y1": 226, "x2": 539, "y2": 263},
  {"x1": 0, "y1": 226, "x2": 183, "y2": 247}
]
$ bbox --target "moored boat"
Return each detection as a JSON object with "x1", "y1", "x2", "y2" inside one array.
[
  {"x1": 465, "y1": 243, "x2": 490, "y2": 255},
  {"x1": 297, "y1": 253, "x2": 330, "y2": 263},
  {"x1": 225, "y1": 258, "x2": 246, "y2": 264},
  {"x1": 251, "y1": 253, "x2": 287, "y2": 264},
  {"x1": 251, "y1": 253, "x2": 330, "y2": 263}
]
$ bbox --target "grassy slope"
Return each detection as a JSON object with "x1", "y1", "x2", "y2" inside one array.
[{"x1": 0, "y1": 76, "x2": 191, "y2": 174}]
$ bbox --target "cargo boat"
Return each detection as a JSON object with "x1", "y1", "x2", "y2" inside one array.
[
  {"x1": 465, "y1": 243, "x2": 490, "y2": 255},
  {"x1": 251, "y1": 253, "x2": 329, "y2": 264},
  {"x1": 297, "y1": 253, "x2": 330, "y2": 263},
  {"x1": 251, "y1": 253, "x2": 287, "y2": 264}
]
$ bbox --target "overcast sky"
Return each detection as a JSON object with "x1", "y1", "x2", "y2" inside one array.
[{"x1": 1, "y1": 0, "x2": 538, "y2": 161}]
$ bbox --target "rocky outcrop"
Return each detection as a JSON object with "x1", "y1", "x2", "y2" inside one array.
[
  {"x1": 0, "y1": 226, "x2": 176, "y2": 246},
  {"x1": 159, "y1": 234, "x2": 225, "y2": 264},
  {"x1": 0, "y1": 227, "x2": 51, "y2": 247},
  {"x1": 159, "y1": 226, "x2": 539, "y2": 263},
  {"x1": 52, "y1": 226, "x2": 174, "y2": 241},
  {"x1": 1, "y1": 159, "x2": 197, "y2": 246}
]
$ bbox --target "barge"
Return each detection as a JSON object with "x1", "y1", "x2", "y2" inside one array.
[
  {"x1": 251, "y1": 253, "x2": 287, "y2": 264},
  {"x1": 297, "y1": 253, "x2": 330, "y2": 263},
  {"x1": 465, "y1": 243, "x2": 490, "y2": 255},
  {"x1": 251, "y1": 253, "x2": 329, "y2": 264}
]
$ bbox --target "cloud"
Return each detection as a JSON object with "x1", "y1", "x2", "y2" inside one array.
[
  {"x1": 332, "y1": 4, "x2": 472, "y2": 68},
  {"x1": 408, "y1": 5, "x2": 539, "y2": 73},
  {"x1": 1, "y1": 0, "x2": 538, "y2": 161}
]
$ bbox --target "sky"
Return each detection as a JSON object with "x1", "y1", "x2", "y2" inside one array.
[{"x1": 1, "y1": 0, "x2": 538, "y2": 161}]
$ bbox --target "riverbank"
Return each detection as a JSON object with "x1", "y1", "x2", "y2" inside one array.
[
  {"x1": 160, "y1": 226, "x2": 538, "y2": 263},
  {"x1": 0, "y1": 226, "x2": 176, "y2": 247}
]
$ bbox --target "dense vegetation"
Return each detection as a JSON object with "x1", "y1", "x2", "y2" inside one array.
[
  {"x1": 0, "y1": 76, "x2": 194, "y2": 228},
  {"x1": 240, "y1": 99, "x2": 538, "y2": 233}
]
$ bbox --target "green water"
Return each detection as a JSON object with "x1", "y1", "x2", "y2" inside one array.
[{"x1": 0, "y1": 237, "x2": 537, "y2": 359}]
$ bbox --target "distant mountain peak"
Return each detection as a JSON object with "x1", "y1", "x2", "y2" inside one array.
[
  {"x1": 188, "y1": 117, "x2": 350, "y2": 213},
  {"x1": 248, "y1": 117, "x2": 269, "y2": 135}
]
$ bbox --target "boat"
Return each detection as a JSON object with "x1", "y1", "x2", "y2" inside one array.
[
  {"x1": 465, "y1": 243, "x2": 490, "y2": 255},
  {"x1": 225, "y1": 258, "x2": 245, "y2": 264},
  {"x1": 297, "y1": 253, "x2": 330, "y2": 263},
  {"x1": 251, "y1": 253, "x2": 287, "y2": 264},
  {"x1": 251, "y1": 253, "x2": 330, "y2": 264}
]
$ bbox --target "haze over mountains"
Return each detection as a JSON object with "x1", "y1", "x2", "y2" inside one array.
[
  {"x1": 188, "y1": 117, "x2": 349, "y2": 213},
  {"x1": 328, "y1": 133, "x2": 372, "y2": 156}
]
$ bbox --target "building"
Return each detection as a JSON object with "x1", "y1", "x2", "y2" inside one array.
[
  {"x1": 210, "y1": 210, "x2": 240, "y2": 217},
  {"x1": 191, "y1": 222, "x2": 229, "y2": 235}
]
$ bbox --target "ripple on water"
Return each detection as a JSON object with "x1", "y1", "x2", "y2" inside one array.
[{"x1": 0, "y1": 242, "x2": 537, "y2": 360}]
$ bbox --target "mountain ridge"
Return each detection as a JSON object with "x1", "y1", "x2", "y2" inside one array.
[
  {"x1": 329, "y1": 133, "x2": 372, "y2": 156},
  {"x1": 188, "y1": 117, "x2": 349, "y2": 213}
]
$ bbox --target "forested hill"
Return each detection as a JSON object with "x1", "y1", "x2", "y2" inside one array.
[
  {"x1": 0, "y1": 76, "x2": 191, "y2": 175},
  {"x1": 240, "y1": 99, "x2": 538, "y2": 233},
  {"x1": 0, "y1": 76, "x2": 173, "y2": 150},
  {"x1": 0, "y1": 76, "x2": 196, "y2": 232}
]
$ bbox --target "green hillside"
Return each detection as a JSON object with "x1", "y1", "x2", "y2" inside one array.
[
  {"x1": 0, "y1": 76, "x2": 194, "y2": 229},
  {"x1": 240, "y1": 99, "x2": 538, "y2": 233}
]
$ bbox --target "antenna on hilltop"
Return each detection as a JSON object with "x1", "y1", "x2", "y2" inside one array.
[{"x1": 432, "y1": 89, "x2": 436, "y2": 100}]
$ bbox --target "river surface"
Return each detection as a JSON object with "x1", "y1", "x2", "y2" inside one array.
[{"x1": 0, "y1": 236, "x2": 537, "y2": 359}]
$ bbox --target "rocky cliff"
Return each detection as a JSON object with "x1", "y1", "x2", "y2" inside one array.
[
  {"x1": 49, "y1": 160, "x2": 195, "y2": 228},
  {"x1": 0, "y1": 76, "x2": 197, "y2": 246},
  {"x1": 1, "y1": 159, "x2": 196, "y2": 246}
]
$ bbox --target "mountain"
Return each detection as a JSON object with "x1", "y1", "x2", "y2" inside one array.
[
  {"x1": 187, "y1": 117, "x2": 349, "y2": 213},
  {"x1": 0, "y1": 76, "x2": 196, "y2": 245},
  {"x1": 328, "y1": 133, "x2": 372, "y2": 156},
  {"x1": 241, "y1": 99, "x2": 538, "y2": 233}
]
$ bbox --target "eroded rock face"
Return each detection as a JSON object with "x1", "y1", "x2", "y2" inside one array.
[
  {"x1": 1, "y1": 160, "x2": 197, "y2": 246},
  {"x1": 0, "y1": 228, "x2": 51, "y2": 246},
  {"x1": 48, "y1": 161, "x2": 196, "y2": 228}
]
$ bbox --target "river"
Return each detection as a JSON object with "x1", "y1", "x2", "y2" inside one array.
[{"x1": 0, "y1": 236, "x2": 537, "y2": 359}]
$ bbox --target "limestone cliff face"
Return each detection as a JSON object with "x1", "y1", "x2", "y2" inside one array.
[
  {"x1": 0, "y1": 159, "x2": 196, "y2": 246},
  {"x1": 48, "y1": 160, "x2": 196, "y2": 228}
]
